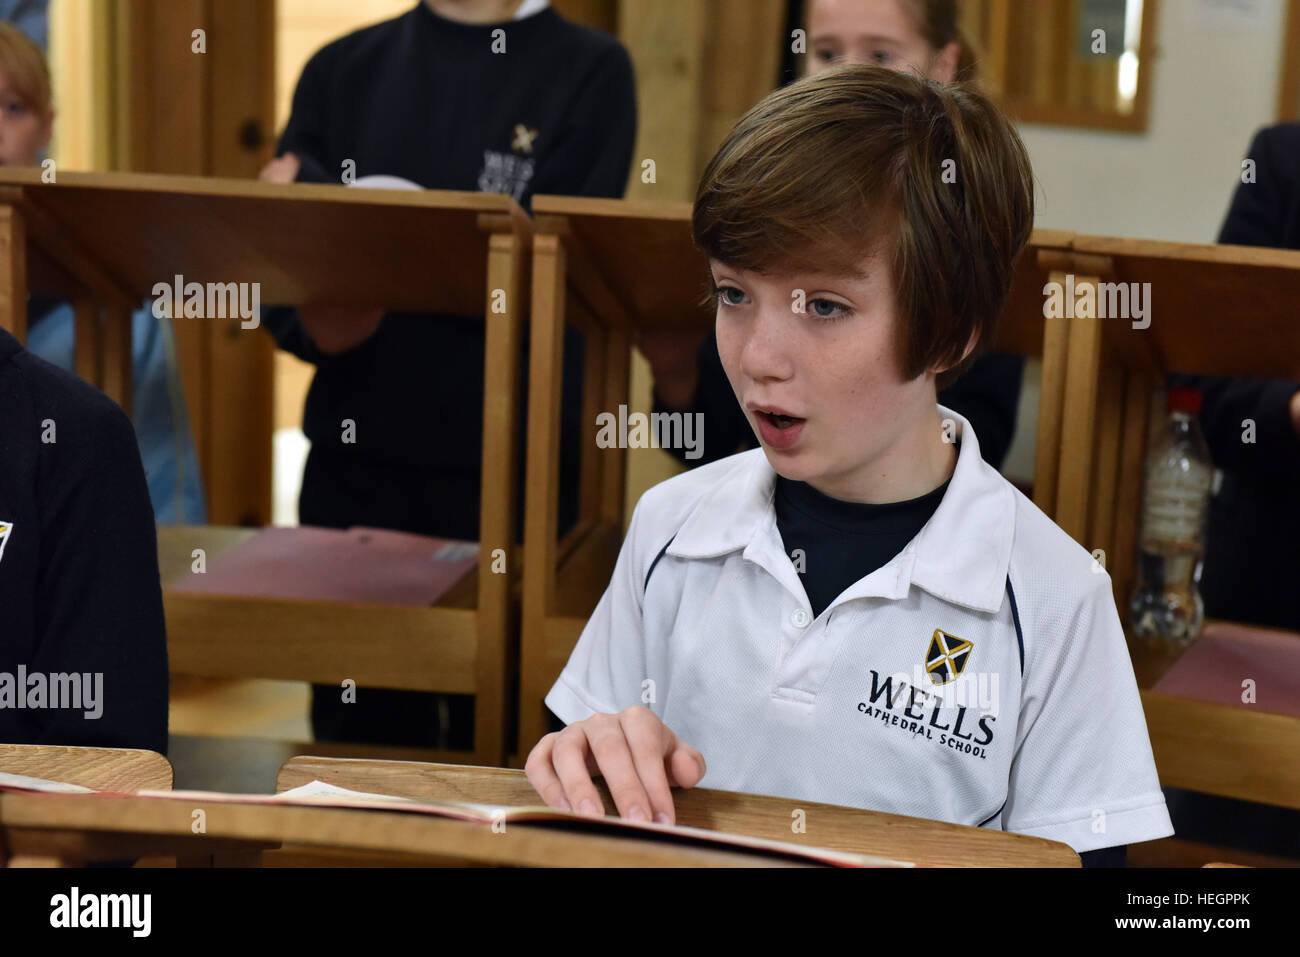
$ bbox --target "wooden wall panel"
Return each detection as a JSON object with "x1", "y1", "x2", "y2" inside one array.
[
  {"x1": 615, "y1": 0, "x2": 787, "y2": 518},
  {"x1": 122, "y1": 0, "x2": 275, "y2": 526},
  {"x1": 1280, "y1": 0, "x2": 1300, "y2": 120}
]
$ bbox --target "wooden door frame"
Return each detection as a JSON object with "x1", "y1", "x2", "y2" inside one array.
[
  {"x1": 1280, "y1": 0, "x2": 1300, "y2": 121},
  {"x1": 119, "y1": 0, "x2": 276, "y2": 526}
]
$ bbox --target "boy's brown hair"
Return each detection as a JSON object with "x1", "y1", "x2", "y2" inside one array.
[
  {"x1": 0, "y1": 23, "x2": 51, "y2": 120},
  {"x1": 692, "y1": 64, "x2": 1034, "y2": 390}
]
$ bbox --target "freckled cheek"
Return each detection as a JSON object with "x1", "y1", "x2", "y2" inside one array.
[{"x1": 820, "y1": 346, "x2": 898, "y2": 423}]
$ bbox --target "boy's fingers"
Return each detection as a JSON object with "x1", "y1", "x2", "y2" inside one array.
[
  {"x1": 549, "y1": 722, "x2": 608, "y2": 817},
  {"x1": 585, "y1": 714, "x2": 656, "y2": 823},
  {"x1": 527, "y1": 713, "x2": 706, "y2": 825},
  {"x1": 667, "y1": 741, "x2": 707, "y2": 789},
  {"x1": 523, "y1": 733, "x2": 572, "y2": 811},
  {"x1": 619, "y1": 707, "x2": 678, "y2": 825}
]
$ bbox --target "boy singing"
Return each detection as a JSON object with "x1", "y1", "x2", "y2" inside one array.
[{"x1": 526, "y1": 65, "x2": 1173, "y2": 865}]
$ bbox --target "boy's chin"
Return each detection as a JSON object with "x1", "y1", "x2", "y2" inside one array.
[{"x1": 760, "y1": 446, "x2": 816, "y2": 481}]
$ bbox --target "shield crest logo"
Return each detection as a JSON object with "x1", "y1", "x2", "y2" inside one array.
[{"x1": 925, "y1": 629, "x2": 972, "y2": 685}]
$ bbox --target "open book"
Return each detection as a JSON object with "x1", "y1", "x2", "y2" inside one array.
[{"x1": 0, "y1": 773, "x2": 912, "y2": 868}]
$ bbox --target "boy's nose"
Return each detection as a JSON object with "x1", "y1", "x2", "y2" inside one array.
[{"x1": 738, "y1": 307, "x2": 795, "y2": 382}]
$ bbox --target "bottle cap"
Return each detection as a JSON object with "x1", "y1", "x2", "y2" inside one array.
[{"x1": 1167, "y1": 386, "x2": 1203, "y2": 414}]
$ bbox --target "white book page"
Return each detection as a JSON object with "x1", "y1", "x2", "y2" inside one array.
[{"x1": 0, "y1": 770, "x2": 95, "y2": 793}]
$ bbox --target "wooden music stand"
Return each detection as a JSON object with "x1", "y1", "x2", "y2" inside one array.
[
  {"x1": 0, "y1": 169, "x2": 533, "y2": 768},
  {"x1": 1036, "y1": 234, "x2": 1300, "y2": 811},
  {"x1": 0, "y1": 745, "x2": 173, "y2": 792}
]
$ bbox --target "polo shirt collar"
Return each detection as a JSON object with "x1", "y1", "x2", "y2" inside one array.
[{"x1": 666, "y1": 404, "x2": 1016, "y2": 614}]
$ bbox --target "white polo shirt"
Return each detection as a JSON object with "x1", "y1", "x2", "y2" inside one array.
[{"x1": 546, "y1": 406, "x2": 1175, "y2": 853}]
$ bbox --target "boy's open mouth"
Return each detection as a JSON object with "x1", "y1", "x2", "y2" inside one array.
[
  {"x1": 749, "y1": 403, "x2": 807, "y2": 430},
  {"x1": 760, "y1": 411, "x2": 803, "y2": 430}
]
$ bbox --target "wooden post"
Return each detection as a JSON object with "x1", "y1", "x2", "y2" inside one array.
[
  {"x1": 0, "y1": 203, "x2": 26, "y2": 339},
  {"x1": 601, "y1": 327, "x2": 631, "y2": 527},
  {"x1": 578, "y1": 315, "x2": 606, "y2": 527},
  {"x1": 73, "y1": 298, "x2": 102, "y2": 387},
  {"x1": 1088, "y1": 359, "x2": 1126, "y2": 573},
  {"x1": 1054, "y1": 273, "x2": 1105, "y2": 544},
  {"x1": 475, "y1": 229, "x2": 526, "y2": 767},
  {"x1": 101, "y1": 301, "x2": 133, "y2": 416},
  {"x1": 1110, "y1": 367, "x2": 1155, "y2": 623},
  {"x1": 1032, "y1": 267, "x2": 1071, "y2": 518},
  {"x1": 520, "y1": 233, "x2": 568, "y2": 752}
]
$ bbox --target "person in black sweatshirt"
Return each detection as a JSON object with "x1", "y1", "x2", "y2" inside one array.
[
  {"x1": 1168, "y1": 122, "x2": 1300, "y2": 633},
  {"x1": 0, "y1": 328, "x2": 169, "y2": 753},
  {"x1": 259, "y1": 0, "x2": 636, "y2": 749}
]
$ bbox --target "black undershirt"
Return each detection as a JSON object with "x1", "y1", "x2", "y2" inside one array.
[{"x1": 774, "y1": 462, "x2": 953, "y2": 620}]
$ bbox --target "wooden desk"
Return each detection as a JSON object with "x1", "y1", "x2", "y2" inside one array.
[
  {"x1": 1127, "y1": 619, "x2": 1300, "y2": 811},
  {"x1": 157, "y1": 523, "x2": 530, "y2": 769},
  {"x1": 158, "y1": 525, "x2": 483, "y2": 688},
  {"x1": 0, "y1": 169, "x2": 537, "y2": 530},
  {"x1": 0, "y1": 790, "x2": 829, "y2": 868},
  {"x1": 273, "y1": 756, "x2": 1081, "y2": 867},
  {"x1": 0, "y1": 746, "x2": 173, "y2": 792},
  {"x1": 0, "y1": 170, "x2": 536, "y2": 767},
  {"x1": 1030, "y1": 235, "x2": 1300, "y2": 812},
  {"x1": 1037, "y1": 235, "x2": 1300, "y2": 602}
]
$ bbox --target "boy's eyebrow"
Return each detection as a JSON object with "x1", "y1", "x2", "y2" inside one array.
[
  {"x1": 710, "y1": 266, "x2": 872, "y2": 284},
  {"x1": 809, "y1": 33, "x2": 904, "y2": 47}
]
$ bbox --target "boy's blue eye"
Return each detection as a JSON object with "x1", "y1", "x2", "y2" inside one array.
[
  {"x1": 808, "y1": 298, "x2": 850, "y2": 321},
  {"x1": 715, "y1": 285, "x2": 746, "y2": 307},
  {"x1": 714, "y1": 285, "x2": 852, "y2": 322},
  {"x1": 870, "y1": 50, "x2": 894, "y2": 65}
]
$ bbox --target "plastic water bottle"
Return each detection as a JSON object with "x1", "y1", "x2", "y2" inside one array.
[{"x1": 1129, "y1": 387, "x2": 1214, "y2": 644}]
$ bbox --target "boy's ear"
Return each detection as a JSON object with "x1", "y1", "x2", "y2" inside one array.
[{"x1": 929, "y1": 41, "x2": 961, "y2": 85}]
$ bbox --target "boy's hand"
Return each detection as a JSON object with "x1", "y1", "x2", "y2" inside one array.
[
  {"x1": 525, "y1": 706, "x2": 706, "y2": 826},
  {"x1": 298, "y1": 304, "x2": 385, "y2": 354},
  {"x1": 635, "y1": 327, "x2": 708, "y2": 409},
  {"x1": 259, "y1": 152, "x2": 301, "y2": 184}
]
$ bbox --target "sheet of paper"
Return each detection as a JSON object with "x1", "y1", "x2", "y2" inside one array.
[
  {"x1": 167, "y1": 525, "x2": 477, "y2": 605},
  {"x1": 93, "y1": 780, "x2": 915, "y2": 867},
  {"x1": 276, "y1": 780, "x2": 420, "y2": 804},
  {"x1": 0, "y1": 770, "x2": 96, "y2": 793},
  {"x1": 1152, "y1": 620, "x2": 1300, "y2": 716}
]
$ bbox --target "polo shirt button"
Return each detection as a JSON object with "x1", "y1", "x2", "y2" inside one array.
[{"x1": 790, "y1": 609, "x2": 810, "y2": 628}]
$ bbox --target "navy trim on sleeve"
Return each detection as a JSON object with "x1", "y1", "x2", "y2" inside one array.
[
  {"x1": 644, "y1": 534, "x2": 677, "y2": 595},
  {"x1": 978, "y1": 799, "x2": 1007, "y2": 829},
  {"x1": 1006, "y1": 576, "x2": 1024, "y2": 675}
]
